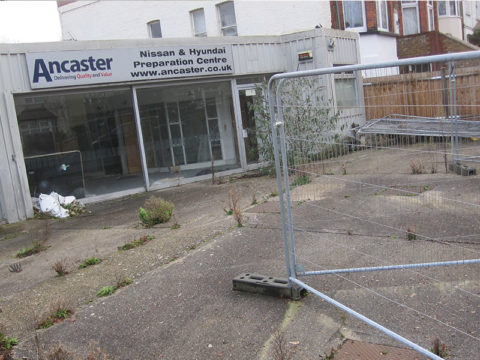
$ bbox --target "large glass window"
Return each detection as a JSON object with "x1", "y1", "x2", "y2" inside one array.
[
  {"x1": 191, "y1": 8, "x2": 207, "y2": 37},
  {"x1": 343, "y1": 1, "x2": 366, "y2": 31},
  {"x1": 217, "y1": 1, "x2": 237, "y2": 36},
  {"x1": 15, "y1": 89, "x2": 143, "y2": 198},
  {"x1": 136, "y1": 82, "x2": 239, "y2": 186}
]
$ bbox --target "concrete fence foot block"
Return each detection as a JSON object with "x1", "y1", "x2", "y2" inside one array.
[
  {"x1": 449, "y1": 162, "x2": 477, "y2": 176},
  {"x1": 232, "y1": 273, "x2": 304, "y2": 300}
]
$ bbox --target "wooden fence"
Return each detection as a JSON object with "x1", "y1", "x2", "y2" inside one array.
[{"x1": 363, "y1": 65, "x2": 480, "y2": 121}]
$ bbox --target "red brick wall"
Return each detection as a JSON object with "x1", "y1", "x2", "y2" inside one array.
[
  {"x1": 365, "y1": 1, "x2": 378, "y2": 31},
  {"x1": 331, "y1": 0, "x2": 345, "y2": 30}
]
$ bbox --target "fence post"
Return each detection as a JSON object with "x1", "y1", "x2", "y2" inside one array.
[
  {"x1": 448, "y1": 61, "x2": 458, "y2": 162},
  {"x1": 268, "y1": 78, "x2": 293, "y2": 282}
]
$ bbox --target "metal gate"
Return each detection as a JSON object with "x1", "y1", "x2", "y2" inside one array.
[{"x1": 268, "y1": 51, "x2": 480, "y2": 359}]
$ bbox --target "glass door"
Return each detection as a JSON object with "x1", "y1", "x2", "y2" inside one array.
[{"x1": 135, "y1": 82, "x2": 240, "y2": 186}]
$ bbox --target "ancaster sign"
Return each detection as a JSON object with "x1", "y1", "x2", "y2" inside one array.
[{"x1": 25, "y1": 45, "x2": 234, "y2": 89}]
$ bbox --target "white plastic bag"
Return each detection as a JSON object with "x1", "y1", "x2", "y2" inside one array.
[
  {"x1": 49, "y1": 192, "x2": 76, "y2": 206},
  {"x1": 39, "y1": 193, "x2": 70, "y2": 218}
]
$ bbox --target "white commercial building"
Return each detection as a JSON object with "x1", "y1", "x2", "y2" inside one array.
[{"x1": 0, "y1": 28, "x2": 363, "y2": 224}]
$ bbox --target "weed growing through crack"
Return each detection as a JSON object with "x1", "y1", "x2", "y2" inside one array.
[
  {"x1": 291, "y1": 174, "x2": 311, "y2": 187},
  {"x1": 52, "y1": 259, "x2": 70, "y2": 277},
  {"x1": 36, "y1": 304, "x2": 73, "y2": 329},
  {"x1": 406, "y1": 225, "x2": 417, "y2": 241},
  {"x1": 78, "y1": 257, "x2": 102, "y2": 269},
  {"x1": 116, "y1": 277, "x2": 133, "y2": 288},
  {"x1": 170, "y1": 214, "x2": 180, "y2": 230},
  {"x1": 16, "y1": 240, "x2": 46, "y2": 258},
  {"x1": 228, "y1": 187, "x2": 243, "y2": 227},
  {"x1": 271, "y1": 331, "x2": 295, "y2": 360},
  {"x1": 97, "y1": 275, "x2": 133, "y2": 297},
  {"x1": 0, "y1": 331, "x2": 18, "y2": 351},
  {"x1": 430, "y1": 338, "x2": 449, "y2": 358},
  {"x1": 321, "y1": 348, "x2": 337, "y2": 360},
  {"x1": 410, "y1": 159, "x2": 425, "y2": 174},
  {"x1": 118, "y1": 235, "x2": 154, "y2": 250},
  {"x1": 96, "y1": 286, "x2": 116, "y2": 297}
]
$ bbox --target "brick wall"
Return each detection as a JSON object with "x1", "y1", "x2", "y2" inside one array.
[{"x1": 365, "y1": 1, "x2": 377, "y2": 31}]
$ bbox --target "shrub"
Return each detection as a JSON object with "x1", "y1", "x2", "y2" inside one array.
[{"x1": 139, "y1": 196, "x2": 174, "y2": 227}]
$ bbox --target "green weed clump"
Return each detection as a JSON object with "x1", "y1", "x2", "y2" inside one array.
[
  {"x1": 97, "y1": 286, "x2": 116, "y2": 297},
  {"x1": 118, "y1": 235, "x2": 154, "y2": 251},
  {"x1": 16, "y1": 241, "x2": 45, "y2": 258},
  {"x1": 78, "y1": 257, "x2": 102, "y2": 269},
  {"x1": 291, "y1": 174, "x2": 311, "y2": 187},
  {"x1": 36, "y1": 308, "x2": 73, "y2": 329},
  {"x1": 97, "y1": 277, "x2": 133, "y2": 297},
  {"x1": 0, "y1": 332, "x2": 18, "y2": 351},
  {"x1": 139, "y1": 196, "x2": 174, "y2": 227}
]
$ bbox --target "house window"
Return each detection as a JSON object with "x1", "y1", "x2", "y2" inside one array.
[
  {"x1": 427, "y1": 0, "x2": 434, "y2": 30},
  {"x1": 343, "y1": 1, "x2": 366, "y2": 32},
  {"x1": 191, "y1": 8, "x2": 207, "y2": 37},
  {"x1": 438, "y1": 0, "x2": 459, "y2": 17},
  {"x1": 217, "y1": 1, "x2": 237, "y2": 36},
  {"x1": 148, "y1": 20, "x2": 162, "y2": 38},
  {"x1": 402, "y1": 1, "x2": 420, "y2": 35},
  {"x1": 377, "y1": 0, "x2": 389, "y2": 31}
]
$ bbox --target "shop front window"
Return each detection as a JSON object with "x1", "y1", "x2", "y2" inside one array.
[
  {"x1": 15, "y1": 89, "x2": 143, "y2": 198},
  {"x1": 136, "y1": 82, "x2": 239, "y2": 186}
]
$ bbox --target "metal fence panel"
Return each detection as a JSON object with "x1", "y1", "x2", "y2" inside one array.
[{"x1": 268, "y1": 51, "x2": 480, "y2": 359}]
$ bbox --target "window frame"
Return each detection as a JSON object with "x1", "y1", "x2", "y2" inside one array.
[
  {"x1": 377, "y1": 0, "x2": 389, "y2": 32},
  {"x1": 342, "y1": 0, "x2": 367, "y2": 32},
  {"x1": 216, "y1": 1, "x2": 238, "y2": 36},
  {"x1": 401, "y1": 0, "x2": 420, "y2": 35},
  {"x1": 438, "y1": 0, "x2": 459, "y2": 17},
  {"x1": 191, "y1": 8, "x2": 207, "y2": 37},
  {"x1": 147, "y1": 20, "x2": 162, "y2": 38},
  {"x1": 427, "y1": 0, "x2": 434, "y2": 31}
]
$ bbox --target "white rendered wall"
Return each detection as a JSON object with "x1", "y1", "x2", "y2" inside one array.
[
  {"x1": 358, "y1": 34, "x2": 399, "y2": 77},
  {"x1": 438, "y1": 17, "x2": 463, "y2": 39},
  {"x1": 59, "y1": 0, "x2": 331, "y2": 40}
]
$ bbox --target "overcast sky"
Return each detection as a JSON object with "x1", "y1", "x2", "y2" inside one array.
[{"x1": 0, "y1": 1, "x2": 62, "y2": 43}]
